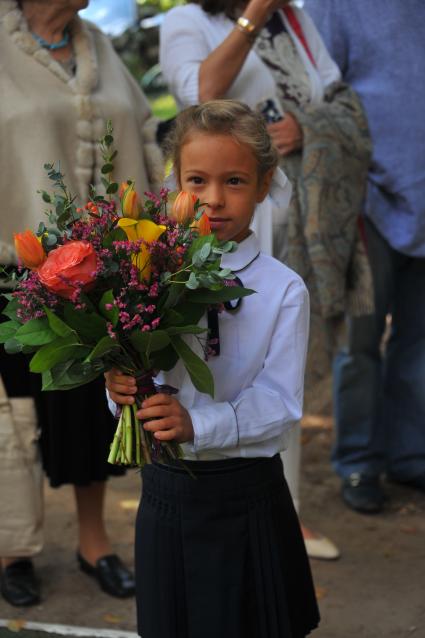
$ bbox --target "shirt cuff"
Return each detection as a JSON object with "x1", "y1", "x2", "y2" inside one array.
[{"x1": 189, "y1": 401, "x2": 238, "y2": 452}]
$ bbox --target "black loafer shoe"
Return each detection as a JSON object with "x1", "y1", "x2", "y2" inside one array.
[
  {"x1": 0, "y1": 559, "x2": 41, "y2": 607},
  {"x1": 77, "y1": 552, "x2": 135, "y2": 598},
  {"x1": 342, "y1": 473, "x2": 385, "y2": 514}
]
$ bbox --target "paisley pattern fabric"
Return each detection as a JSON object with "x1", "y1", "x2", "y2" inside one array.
[
  {"x1": 255, "y1": 13, "x2": 311, "y2": 109},
  {"x1": 276, "y1": 83, "x2": 373, "y2": 411}
]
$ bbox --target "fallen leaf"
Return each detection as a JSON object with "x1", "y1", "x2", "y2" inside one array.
[
  {"x1": 104, "y1": 613, "x2": 123, "y2": 624},
  {"x1": 400, "y1": 526, "x2": 418, "y2": 535},
  {"x1": 120, "y1": 499, "x2": 139, "y2": 511},
  {"x1": 315, "y1": 586, "x2": 327, "y2": 600},
  {"x1": 7, "y1": 620, "x2": 27, "y2": 632}
]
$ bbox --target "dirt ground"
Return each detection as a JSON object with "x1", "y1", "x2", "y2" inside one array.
[{"x1": 1, "y1": 421, "x2": 424, "y2": 638}]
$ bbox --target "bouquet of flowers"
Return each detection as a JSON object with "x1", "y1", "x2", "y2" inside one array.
[{"x1": 0, "y1": 124, "x2": 252, "y2": 467}]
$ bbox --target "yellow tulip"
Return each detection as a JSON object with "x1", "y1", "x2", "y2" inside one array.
[
  {"x1": 120, "y1": 181, "x2": 142, "y2": 219},
  {"x1": 117, "y1": 218, "x2": 166, "y2": 280},
  {"x1": 14, "y1": 229, "x2": 46, "y2": 269}
]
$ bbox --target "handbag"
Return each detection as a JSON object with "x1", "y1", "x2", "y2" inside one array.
[{"x1": 0, "y1": 375, "x2": 44, "y2": 557}]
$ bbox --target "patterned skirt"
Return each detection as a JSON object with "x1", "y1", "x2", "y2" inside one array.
[{"x1": 135, "y1": 454, "x2": 319, "y2": 638}]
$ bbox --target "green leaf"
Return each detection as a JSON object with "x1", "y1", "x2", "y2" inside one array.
[
  {"x1": 130, "y1": 330, "x2": 171, "y2": 356},
  {"x1": 170, "y1": 335, "x2": 214, "y2": 397},
  {"x1": 104, "y1": 134, "x2": 114, "y2": 147},
  {"x1": 99, "y1": 290, "x2": 119, "y2": 326},
  {"x1": 2, "y1": 297, "x2": 19, "y2": 320},
  {"x1": 15, "y1": 318, "x2": 56, "y2": 346},
  {"x1": 86, "y1": 336, "x2": 119, "y2": 362},
  {"x1": 187, "y1": 234, "x2": 214, "y2": 261},
  {"x1": 106, "y1": 182, "x2": 119, "y2": 195},
  {"x1": 166, "y1": 325, "x2": 206, "y2": 336},
  {"x1": 4, "y1": 337, "x2": 23, "y2": 354},
  {"x1": 150, "y1": 344, "x2": 179, "y2": 372},
  {"x1": 187, "y1": 286, "x2": 255, "y2": 304},
  {"x1": 0, "y1": 320, "x2": 20, "y2": 344},
  {"x1": 44, "y1": 306, "x2": 75, "y2": 337},
  {"x1": 42, "y1": 360, "x2": 101, "y2": 391},
  {"x1": 64, "y1": 305, "x2": 107, "y2": 343},
  {"x1": 186, "y1": 272, "x2": 199, "y2": 290},
  {"x1": 172, "y1": 301, "x2": 205, "y2": 326},
  {"x1": 41, "y1": 191, "x2": 51, "y2": 203},
  {"x1": 101, "y1": 163, "x2": 114, "y2": 174},
  {"x1": 160, "y1": 282, "x2": 185, "y2": 311},
  {"x1": 161, "y1": 309, "x2": 184, "y2": 327},
  {"x1": 103, "y1": 227, "x2": 127, "y2": 249},
  {"x1": 29, "y1": 334, "x2": 81, "y2": 373}
]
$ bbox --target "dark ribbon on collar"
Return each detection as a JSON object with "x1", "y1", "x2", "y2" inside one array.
[{"x1": 207, "y1": 277, "x2": 244, "y2": 357}]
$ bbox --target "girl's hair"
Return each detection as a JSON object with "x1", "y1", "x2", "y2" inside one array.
[
  {"x1": 165, "y1": 100, "x2": 279, "y2": 182},
  {"x1": 189, "y1": 0, "x2": 241, "y2": 19}
]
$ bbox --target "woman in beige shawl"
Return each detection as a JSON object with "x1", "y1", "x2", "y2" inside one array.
[{"x1": 0, "y1": 0, "x2": 162, "y2": 607}]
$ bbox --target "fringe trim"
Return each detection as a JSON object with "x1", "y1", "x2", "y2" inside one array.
[
  {"x1": 142, "y1": 117, "x2": 165, "y2": 194},
  {"x1": 1, "y1": 1, "x2": 102, "y2": 201},
  {"x1": 0, "y1": 240, "x2": 17, "y2": 268}
]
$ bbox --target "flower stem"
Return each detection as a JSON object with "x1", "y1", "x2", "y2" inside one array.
[{"x1": 108, "y1": 414, "x2": 123, "y2": 464}]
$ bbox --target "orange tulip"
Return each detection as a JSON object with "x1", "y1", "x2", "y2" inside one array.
[
  {"x1": 14, "y1": 230, "x2": 46, "y2": 269},
  {"x1": 191, "y1": 213, "x2": 211, "y2": 236},
  {"x1": 169, "y1": 191, "x2": 197, "y2": 224},
  {"x1": 120, "y1": 181, "x2": 142, "y2": 219}
]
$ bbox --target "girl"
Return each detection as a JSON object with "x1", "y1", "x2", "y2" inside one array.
[{"x1": 105, "y1": 100, "x2": 319, "y2": 638}]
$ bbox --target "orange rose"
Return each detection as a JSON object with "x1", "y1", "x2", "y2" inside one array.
[
  {"x1": 38, "y1": 241, "x2": 98, "y2": 299},
  {"x1": 191, "y1": 213, "x2": 211, "y2": 236},
  {"x1": 14, "y1": 230, "x2": 46, "y2": 269},
  {"x1": 169, "y1": 191, "x2": 197, "y2": 224}
]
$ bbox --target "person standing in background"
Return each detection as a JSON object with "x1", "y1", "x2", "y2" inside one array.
[
  {"x1": 160, "y1": 0, "x2": 374, "y2": 558},
  {"x1": 0, "y1": 0, "x2": 162, "y2": 606},
  {"x1": 305, "y1": 0, "x2": 425, "y2": 513}
]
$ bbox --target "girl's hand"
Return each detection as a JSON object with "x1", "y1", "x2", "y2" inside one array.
[
  {"x1": 105, "y1": 368, "x2": 137, "y2": 405},
  {"x1": 267, "y1": 113, "x2": 303, "y2": 156},
  {"x1": 138, "y1": 394, "x2": 194, "y2": 444}
]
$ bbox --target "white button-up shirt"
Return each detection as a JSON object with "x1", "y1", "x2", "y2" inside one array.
[{"x1": 157, "y1": 232, "x2": 310, "y2": 460}]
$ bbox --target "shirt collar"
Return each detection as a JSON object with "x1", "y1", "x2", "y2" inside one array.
[{"x1": 221, "y1": 232, "x2": 260, "y2": 273}]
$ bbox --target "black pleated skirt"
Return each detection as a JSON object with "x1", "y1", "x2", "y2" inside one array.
[{"x1": 135, "y1": 455, "x2": 319, "y2": 638}]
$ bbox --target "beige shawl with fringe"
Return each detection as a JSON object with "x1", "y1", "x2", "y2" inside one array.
[{"x1": 0, "y1": 0, "x2": 163, "y2": 266}]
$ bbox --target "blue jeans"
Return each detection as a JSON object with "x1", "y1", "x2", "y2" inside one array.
[{"x1": 332, "y1": 218, "x2": 425, "y2": 480}]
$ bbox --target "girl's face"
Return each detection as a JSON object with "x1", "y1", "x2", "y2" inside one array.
[{"x1": 179, "y1": 133, "x2": 273, "y2": 243}]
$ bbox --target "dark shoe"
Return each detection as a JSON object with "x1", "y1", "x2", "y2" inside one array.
[
  {"x1": 388, "y1": 472, "x2": 425, "y2": 492},
  {"x1": 0, "y1": 559, "x2": 41, "y2": 607},
  {"x1": 77, "y1": 552, "x2": 135, "y2": 598},
  {"x1": 342, "y1": 473, "x2": 385, "y2": 514}
]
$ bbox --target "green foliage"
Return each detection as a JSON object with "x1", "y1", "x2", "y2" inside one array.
[{"x1": 169, "y1": 335, "x2": 214, "y2": 397}]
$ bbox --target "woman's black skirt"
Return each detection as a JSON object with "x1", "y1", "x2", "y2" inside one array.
[
  {"x1": 0, "y1": 290, "x2": 124, "y2": 488},
  {"x1": 135, "y1": 455, "x2": 319, "y2": 638}
]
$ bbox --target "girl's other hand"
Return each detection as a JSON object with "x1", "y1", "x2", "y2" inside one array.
[
  {"x1": 267, "y1": 113, "x2": 303, "y2": 156},
  {"x1": 138, "y1": 394, "x2": 194, "y2": 444},
  {"x1": 105, "y1": 368, "x2": 137, "y2": 405}
]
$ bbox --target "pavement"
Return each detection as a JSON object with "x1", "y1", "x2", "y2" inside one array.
[{"x1": 1, "y1": 419, "x2": 424, "y2": 638}]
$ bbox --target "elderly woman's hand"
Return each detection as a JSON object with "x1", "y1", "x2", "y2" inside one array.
[{"x1": 267, "y1": 113, "x2": 303, "y2": 156}]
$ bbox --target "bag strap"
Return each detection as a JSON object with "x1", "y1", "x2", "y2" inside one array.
[{"x1": 282, "y1": 6, "x2": 317, "y2": 68}]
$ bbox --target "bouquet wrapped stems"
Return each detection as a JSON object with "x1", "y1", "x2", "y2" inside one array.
[{"x1": 107, "y1": 372, "x2": 182, "y2": 467}]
